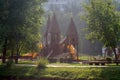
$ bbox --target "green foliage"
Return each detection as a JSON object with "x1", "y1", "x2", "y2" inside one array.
[
  {"x1": 83, "y1": 0, "x2": 120, "y2": 60},
  {"x1": 36, "y1": 58, "x2": 48, "y2": 69},
  {"x1": 0, "y1": 0, "x2": 47, "y2": 63},
  {"x1": 106, "y1": 57, "x2": 112, "y2": 63},
  {"x1": 18, "y1": 60, "x2": 36, "y2": 64},
  {"x1": 5, "y1": 59, "x2": 14, "y2": 68},
  {"x1": 84, "y1": 0, "x2": 120, "y2": 47}
]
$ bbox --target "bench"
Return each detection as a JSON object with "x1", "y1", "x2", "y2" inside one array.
[{"x1": 113, "y1": 60, "x2": 120, "y2": 65}]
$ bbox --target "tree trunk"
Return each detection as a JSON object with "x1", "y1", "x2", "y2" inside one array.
[
  {"x1": 10, "y1": 50, "x2": 14, "y2": 63},
  {"x1": 2, "y1": 38, "x2": 7, "y2": 63},
  {"x1": 15, "y1": 45, "x2": 20, "y2": 64},
  {"x1": 15, "y1": 41, "x2": 24, "y2": 64},
  {"x1": 112, "y1": 47, "x2": 118, "y2": 65},
  {"x1": 15, "y1": 52, "x2": 19, "y2": 64},
  {"x1": 76, "y1": 45, "x2": 79, "y2": 62}
]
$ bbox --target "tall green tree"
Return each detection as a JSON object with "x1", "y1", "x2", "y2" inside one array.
[
  {"x1": 0, "y1": 0, "x2": 47, "y2": 63},
  {"x1": 83, "y1": 0, "x2": 120, "y2": 63}
]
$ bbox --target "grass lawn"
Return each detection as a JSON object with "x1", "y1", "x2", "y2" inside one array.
[
  {"x1": 18, "y1": 60, "x2": 36, "y2": 64},
  {"x1": 0, "y1": 64, "x2": 120, "y2": 80}
]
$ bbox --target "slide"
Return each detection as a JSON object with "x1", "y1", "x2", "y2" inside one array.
[
  {"x1": 59, "y1": 37, "x2": 78, "y2": 60},
  {"x1": 67, "y1": 45, "x2": 78, "y2": 60}
]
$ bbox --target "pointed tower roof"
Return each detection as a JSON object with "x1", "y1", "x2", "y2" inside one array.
[
  {"x1": 44, "y1": 15, "x2": 51, "y2": 37},
  {"x1": 50, "y1": 13, "x2": 60, "y2": 34},
  {"x1": 67, "y1": 18, "x2": 78, "y2": 37}
]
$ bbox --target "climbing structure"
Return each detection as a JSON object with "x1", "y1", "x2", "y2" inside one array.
[
  {"x1": 60, "y1": 18, "x2": 79, "y2": 60},
  {"x1": 41, "y1": 13, "x2": 61, "y2": 58},
  {"x1": 67, "y1": 18, "x2": 78, "y2": 47},
  {"x1": 41, "y1": 13, "x2": 79, "y2": 60},
  {"x1": 67, "y1": 18, "x2": 79, "y2": 60},
  {"x1": 49, "y1": 13, "x2": 61, "y2": 57}
]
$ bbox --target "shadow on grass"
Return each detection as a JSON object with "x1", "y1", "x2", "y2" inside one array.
[{"x1": 1, "y1": 64, "x2": 120, "y2": 80}]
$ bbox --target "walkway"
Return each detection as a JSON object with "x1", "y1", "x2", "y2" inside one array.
[{"x1": 15, "y1": 64, "x2": 120, "y2": 68}]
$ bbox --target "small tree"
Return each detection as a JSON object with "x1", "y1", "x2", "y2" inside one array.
[{"x1": 83, "y1": 0, "x2": 120, "y2": 64}]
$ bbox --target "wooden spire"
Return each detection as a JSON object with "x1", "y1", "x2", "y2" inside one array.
[
  {"x1": 50, "y1": 13, "x2": 60, "y2": 34},
  {"x1": 67, "y1": 18, "x2": 79, "y2": 61},
  {"x1": 67, "y1": 18, "x2": 78, "y2": 37},
  {"x1": 49, "y1": 13, "x2": 61, "y2": 57},
  {"x1": 66, "y1": 18, "x2": 78, "y2": 46}
]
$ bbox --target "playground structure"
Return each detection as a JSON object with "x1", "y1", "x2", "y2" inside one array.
[
  {"x1": 40, "y1": 13, "x2": 79, "y2": 61},
  {"x1": 0, "y1": 13, "x2": 78, "y2": 62}
]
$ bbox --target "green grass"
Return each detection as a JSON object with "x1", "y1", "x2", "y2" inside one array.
[
  {"x1": 49, "y1": 62, "x2": 120, "y2": 66},
  {"x1": 80, "y1": 56, "x2": 89, "y2": 60},
  {"x1": 0, "y1": 65, "x2": 120, "y2": 80},
  {"x1": 18, "y1": 60, "x2": 36, "y2": 64},
  {"x1": 36, "y1": 58, "x2": 48, "y2": 69},
  {"x1": 49, "y1": 62, "x2": 88, "y2": 66}
]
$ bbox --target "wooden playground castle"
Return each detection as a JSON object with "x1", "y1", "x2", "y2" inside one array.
[{"x1": 41, "y1": 13, "x2": 79, "y2": 62}]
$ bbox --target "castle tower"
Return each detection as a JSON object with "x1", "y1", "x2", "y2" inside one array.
[
  {"x1": 44, "y1": 14, "x2": 61, "y2": 47},
  {"x1": 66, "y1": 18, "x2": 79, "y2": 60},
  {"x1": 49, "y1": 13, "x2": 61, "y2": 57},
  {"x1": 67, "y1": 18, "x2": 78, "y2": 46},
  {"x1": 42, "y1": 13, "x2": 61, "y2": 58},
  {"x1": 50, "y1": 13, "x2": 61, "y2": 45}
]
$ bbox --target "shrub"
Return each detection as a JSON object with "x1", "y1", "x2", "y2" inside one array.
[
  {"x1": 36, "y1": 58, "x2": 48, "y2": 69},
  {"x1": 5, "y1": 59, "x2": 14, "y2": 68},
  {"x1": 106, "y1": 57, "x2": 112, "y2": 63}
]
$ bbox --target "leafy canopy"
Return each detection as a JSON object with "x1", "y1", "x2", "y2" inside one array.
[
  {"x1": 84, "y1": 0, "x2": 120, "y2": 48},
  {"x1": 0, "y1": 0, "x2": 47, "y2": 54}
]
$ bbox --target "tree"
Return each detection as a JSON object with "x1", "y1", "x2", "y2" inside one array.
[
  {"x1": 83, "y1": 0, "x2": 120, "y2": 63},
  {"x1": 0, "y1": 0, "x2": 47, "y2": 63}
]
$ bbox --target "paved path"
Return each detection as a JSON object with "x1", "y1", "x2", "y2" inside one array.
[
  {"x1": 15, "y1": 64, "x2": 120, "y2": 68},
  {"x1": 15, "y1": 64, "x2": 36, "y2": 67}
]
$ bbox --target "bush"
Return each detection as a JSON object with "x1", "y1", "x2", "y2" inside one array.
[
  {"x1": 36, "y1": 58, "x2": 48, "y2": 69},
  {"x1": 5, "y1": 59, "x2": 14, "y2": 68},
  {"x1": 106, "y1": 57, "x2": 112, "y2": 63}
]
